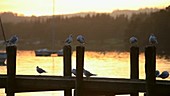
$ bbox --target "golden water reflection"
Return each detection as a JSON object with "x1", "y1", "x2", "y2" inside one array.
[{"x1": 0, "y1": 51, "x2": 170, "y2": 96}]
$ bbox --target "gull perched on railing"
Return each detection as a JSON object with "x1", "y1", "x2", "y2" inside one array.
[
  {"x1": 71, "y1": 68, "x2": 77, "y2": 76},
  {"x1": 129, "y1": 36, "x2": 138, "y2": 46},
  {"x1": 77, "y1": 35, "x2": 85, "y2": 45},
  {"x1": 149, "y1": 34, "x2": 158, "y2": 45},
  {"x1": 6, "y1": 35, "x2": 19, "y2": 46},
  {"x1": 83, "y1": 69, "x2": 97, "y2": 78},
  {"x1": 158, "y1": 71, "x2": 169, "y2": 79},
  {"x1": 65, "y1": 34, "x2": 73, "y2": 45},
  {"x1": 36, "y1": 66, "x2": 47, "y2": 74}
]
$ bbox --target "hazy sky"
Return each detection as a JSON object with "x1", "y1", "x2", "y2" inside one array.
[{"x1": 0, "y1": 0, "x2": 169, "y2": 16}]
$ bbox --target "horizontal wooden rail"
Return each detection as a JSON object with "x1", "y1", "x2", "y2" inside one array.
[{"x1": 0, "y1": 75, "x2": 170, "y2": 95}]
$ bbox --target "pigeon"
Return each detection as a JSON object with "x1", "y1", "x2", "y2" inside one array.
[
  {"x1": 65, "y1": 34, "x2": 73, "y2": 45},
  {"x1": 129, "y1": 36, "x2": 138, "y2": 46},
  {"x1": 77, "y1": 35, "x2": 85, "y2": 44},
  {"x1": 36, "y1": 66, "x2": 47, "y2": 74},
  {"x1": 149, "y1": 34, "x2": 158, "y2": 45},
  {"x1": 71, "y1": 69, "x2": 77, "y2": 76},
  {"x1": 6, "y1": 35, "x2": 19, "y2": 46},
  {"x1": 83, "y1": 69, "x2": 97, "y2": 78},
  {"x1": 158, "y1": 71, "x2": 169, "y2": 79}
]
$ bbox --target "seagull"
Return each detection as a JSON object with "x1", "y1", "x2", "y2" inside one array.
[
  {"x1": 71, "y1": 69, "x2": 77, "y2": 76},
  {"x1": 77, "y1": 35, "x2": 85, "y2": 45},
  {"x1": 158, "y1": 71, "x2": 169, "y2": 79},
  {"x1": 36, "y1": 66, "x2": 47, "y2": 74},
  {"x1": 155, "y1": 70, "x2": 160, "y2": 77},
  {"x1": 129, "y1": 36, "x2": 138, "y2": 46},
  {"x1": 149, "y1": 34, "x2": 158, "y2": 45},
  {"x1": 65, "y1": 34, "x2": 73, "y2": 45},
  {"x1": 6, "y1": 35, "x2": 19, "y2": 46},
  {"x1": 83, "y1": 69, "x2": 97, "y2": 78}
]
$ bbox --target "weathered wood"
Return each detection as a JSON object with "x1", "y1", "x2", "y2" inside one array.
[
  {"x1": 6, "y1": 46, "x2": 17, "y2": 96},
  {"x1": 145, "y1": 46, "x2": 156, "y2": 96},
  {"x1": 63, "y1": 45, "x2": 72, "y2": 96},
  {"x1": 76, "y1": 46, "x2": 85, "y2": 96},
  {"x1": 130, "y1": 46, "x2": 139, "y2": 96},
  {"x1": 1, "y1": 75, "x2": 170, "y2": 94}
]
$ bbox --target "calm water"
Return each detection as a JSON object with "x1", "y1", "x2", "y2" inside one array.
[{"x1": 0, "y1": 51, "x2": 170, "y2": 96}]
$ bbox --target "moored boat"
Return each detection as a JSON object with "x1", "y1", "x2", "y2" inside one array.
[{"x1": 0, "y1": 52, "x2": 7, "y2": 65}]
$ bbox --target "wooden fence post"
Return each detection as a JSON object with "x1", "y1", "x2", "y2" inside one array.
[
  {"x1": 63, "y1": 45, "x2": 72, "y2": 96},
  {"x1": 6, "y1": 46, "x2": 17, "y2": 96},
  {"x1": 75, "y1": 46, "x2": 85, "y2": 96},
  {"x1": 145, "y1": 46, "x2": 156, "y2": 96},
  {"x1": 130, "y1": 46, "x2": 139, "y2": 96}
]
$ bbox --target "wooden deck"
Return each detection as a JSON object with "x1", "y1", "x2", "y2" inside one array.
[{"x1": 0, "y1": 45, "x2": 170, "y2": 96}]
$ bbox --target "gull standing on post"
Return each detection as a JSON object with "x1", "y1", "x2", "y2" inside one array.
[
  {"x1": 36, "y1": 66, "x2": 47, "y2": 74},
  {"x1": 77, "y1": 35, "x2": 85, "y2": 45},
  {"x1": 129, "y1": 36, "x2": 138, "y2": 46},
  {"x1": 149, "y1": 34, "x2": 158, "y2": 45},
  {"x1": 6, "y1": 35, "x2": 19, "y2": 46},
  {"x1": 83, "y1": 69, "x2": 97, "y2": 78},
  {"x1": 65, "y1": 34, "x2": 73, "y2": 45}
]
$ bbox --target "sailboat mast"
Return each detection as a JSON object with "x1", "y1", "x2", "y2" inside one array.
[{"x1": 52, "y1": 0, "x2": 55, "y2": 50}]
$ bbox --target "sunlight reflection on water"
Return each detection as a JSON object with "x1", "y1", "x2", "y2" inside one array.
[{"x1": 0, "y1": 51, "x2": 170, "y2": 96}]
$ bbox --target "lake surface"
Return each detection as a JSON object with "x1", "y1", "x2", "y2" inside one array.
[{"x1": 0, "y1": 50, "x2": 170, "y2": 96}]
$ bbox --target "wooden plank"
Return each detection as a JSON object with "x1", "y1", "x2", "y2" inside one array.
[
  {"x1": 145, "y1": 46, "x2": 156, "y2": 96},
  {"x1": 75, "y1": 46, "x2": 85, "y2": 96},
  {"x1": 63, "y1": 45, "x2": 72, "y2": 96},
  {"x1": 6, "y1": 46, "x2": 17, "y2": 96},
  {"x1": 130, "y1": 46, "x2": 139, "y2": 96},
  {"x1": 1, "y1": 75, "x2": 170, "y2": 94}
]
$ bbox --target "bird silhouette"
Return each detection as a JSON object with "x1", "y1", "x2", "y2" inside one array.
[
  {"x1": 149, "y1": 34, "x2": 158, "y2": 45},
  {"x1": 65, "y1": 34, "x2": 73, "y2": 45},
  {"x1": 6, "y1": 35, "x2": 19, "y2": 46},
  {"x1": 158, "y1": 71, "x2": 169, "y2": 79},
  {"x1": 129, "y1": 36, "x2": 138, "y2": 46},
  {"x1": 77, "y1": 35, "x2": 85, "y2": 45},
  {"x1": 71, "y1": 69, "x2": 77, "y2": 76},
  {"x1": 36, "y1": 66, "x2": 47, "y2": 74},
  {"x1": 155, "y1": 70, "x2": 160, "y2": 77},
  {"x1": 83, "y1": 69, "x2": 97, "y2": 78}
]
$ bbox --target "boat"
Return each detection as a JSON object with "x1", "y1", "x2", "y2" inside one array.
[
  {"x1": 34, "y1": 48, "x2": 53, "y2": 56},
  {"x1": 56, "y1": 49, "x2": 63, "y2": 56},
  {"x1": 0, "y1": 52, "x2": 7, "y2": 66},
  {"x1": 35, "y1": 48, "x2": 63, "y2": 56}
]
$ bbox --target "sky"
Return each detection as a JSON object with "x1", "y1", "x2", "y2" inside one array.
[{"x1": 0, "y1": 0, "x2": 170, "y2": 16}]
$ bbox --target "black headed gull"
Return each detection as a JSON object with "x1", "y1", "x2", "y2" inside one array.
[
  {"x1": 158, "y1": 71, "x2": 169, "y2": 79},
  {"x1": 83, "y1": 69, "x2": 97, "y2": 78},
  {"x1": 7, "y1": 35, "x2": 19, "y2": 46},
  {"x1": 149, "y1": 34, "x2": 158, "y2": 45},
  {"x1": 129, "y1": 36, "x2": 138, "y2": 46},
  {"x1": 65, "y1": 34, "x2": 73, "y2": 45},
  {"x1": 77, "y1": 35, "x2": 85, "y2": 44},
  {"x1": 36, "y1": 66, "x2": 47, "y2": 74},
  {"x1": 71, "y1": 69, "x2": 77, "y2": 76},
  {"x1": 155, "y1": 70, "x2": 160, "y2": 77}
]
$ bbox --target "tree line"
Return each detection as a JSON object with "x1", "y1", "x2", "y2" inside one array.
[{"x1": 0, "y1": 6, "x2": 170, "y2": 56}]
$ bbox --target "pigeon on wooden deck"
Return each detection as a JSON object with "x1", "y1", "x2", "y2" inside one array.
[
  {"x1": 6, "y1": 35, "x2": 19, "y2": 46},
  {"x1": 129, "y1": 36, "x2": 138, "y2": 46},
  {"x1": 71, "y1": 69, "x2": 77, "y2": 76},
  {"x1": 149, "y1": 34, "x2": 158, "y2": 45},
  {"x1": 77, "y1": 35, "x2": 85, "y2": 45},
  {"x1": 83, "y1": 69, "x2": 97, "y2": 78},
  {"x1": 65, "y1": 34, "x2": 73, "y2": 45},
  {"x1": 36, "y1": 66, "x2": 47, "y2": 74}
]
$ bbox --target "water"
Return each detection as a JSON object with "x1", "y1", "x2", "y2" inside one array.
[{"x1": 0, "y1": 51, "x2": 170, "y2": 96}]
